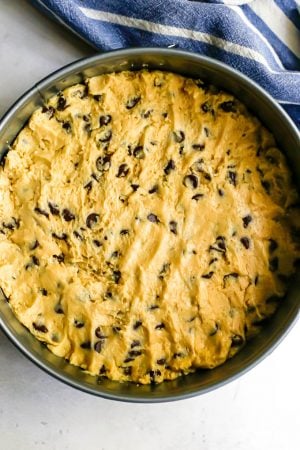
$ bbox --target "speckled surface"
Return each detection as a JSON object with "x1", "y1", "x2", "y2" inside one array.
[{"x1": 0, "y1": 1, "x2": 299, "y2": 449}]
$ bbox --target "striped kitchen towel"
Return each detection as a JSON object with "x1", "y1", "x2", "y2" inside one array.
[{"x1": 31, "y1": 0, "x2": 300, "y2": 127}]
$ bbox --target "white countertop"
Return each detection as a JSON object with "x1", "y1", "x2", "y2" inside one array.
[{"x1": 0, "y1": 2, "x2": 299, "y2": 449}]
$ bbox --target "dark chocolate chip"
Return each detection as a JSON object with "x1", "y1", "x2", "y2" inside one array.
[
  {"x1": 261, "y1": 180, "x2": 271, "y2": 194},
  {"x1": 204, "y1": 127, "x2": 210, "y2": 137},
  {"x1": 242, "y1": 215, "x2": 252, "y2": 228},
  {"x1": 120, "y1": 229, "x2": 129, "y2": 235},
  {"x1": 219, "y1": 101, "x2": 236, "y2": 112},
  {"x1": 62, "y1": 209, "x2": 75, "y2": 222},
  {"x1": 269, "y1": 257, "x2": 279, "y2": 272},
  {"x1": 231, "y1": 334, "x2": 244, "y2": 346},
  {"x1": 133, "y1": 320, "x2": 142, "y2": 330},
  {"x1": 228, "y1": 171, "x2": 237, "y2": 186},
  {"x1": 157, "y1": 358, "x2": 166, "y2": 365},
  {"x1": 143, "y1": 110, "x2": 152, "y2": 118},
  {"x1": 112, "y1": 326, "x2": 121, "y2": 333},
  {"x1": 169, "y1": 220, "x2": 177, "y2": 235},
  {"x1": 183, "y1": 174, "x2": 198, "y2": 189},
  {"x1": 99, "y1": 115, "x2": 112, "y2": 126},
  {"x1": 42, "y1": 105, "x2": 55, "y2": 119},
  {"x1": 99, "y1": 365, "x2": 107, "y2": 375},
  {"x1": 31, "y1": 255, "x2": 40, "y2": 266},
  {"x1": 34, "y1": 207, "x2": 49, "y2": 218},
  {"x1": 52, "y1": 232, "x2": 68, "y2": 241},
  {"x1": 96, "y1": 154, "x2": 111, "y2": 172},
  {"x1": 86, "y1": 213, "x2": 100, "y2": 229},
  {"x1": 53, "y1": 253, "x2": 65, "y2": 263},
  {"x1": 164, "y1": 159, "x2": 175, "y2": 175},
  {"x1": 269, "y1": 239, "x2": 278, "y2": 253},
  {"x1": 133, "y1": 145, "x2": 145, "y2": 159},
  {"x1": 126, "y1": 96, "x2": 141, "y2": 109},
  {"x1": 155, "y1": 323, "x2": 165, "y2": 330},
  {"x1": 112, "y1": 270, "x2": 121, "y2": 284},
  {"x1": 147, "y1": 213, "x2": 159, "y2": 223},
  {"x1": 40, "y1": 288, "x2": 48, "y2": 296},
  {"x1": 30, "y1": 240, "x2": 40, "y2": 250},
  {"x1": 116, "y1": 164, "x2": 130, "y2": 178},
  {"x1": 95, "y1": 327, "x2": 106, "y2": 339},
  {"x1": 128, "y1": 350, "x2": 142, "y2": 357},
  {"x1": 94, "y1": 340, "x2": 105, "y2": 353},
  {"x1": 218, "y1": 189, "x2": 224, "y2": 197},
  {"x1": 73, "y1": 231, "x2": 83, "y2": 240},
  {"x1": 62, "y1": 121, "x2": 72, "y2": 133},
  {"x1": 209, "y1": 258, "x2": 218, "y2": 265},
  {"x1": 131, "y1": 184, "x2": 139, "y2": 191},
  {"x1": 202, "y1": 271, "x2": 214, "y2": 279},
  {"x1": 130, "y1": 340, "x2": 141, "y2": 349},
  {"x1": 84, "y1": 181, "x2": 93, "y2": 193},
  {"x1": 33, "y1": 322, "x2": 48, "y2": 333},
  {"x1": 124, "y1": 357, "x2": 135, "y2": 363},
  {"x1": 54, "y1": 304, "x2": 64, "y2": 314},
  {"x1": 201, "y1": 102, "x2": 213, "y2": 113},
  {"x1": 48, "y1": 202, "x2": 60, "y2": 216},
  {"x1": 224, "y1": 272, "x2": 239, "y2": 280},
  {"x1": 57, "y1": 95, "x2": 67, "y2": 111},
  {"x1": 80, "y1": 341, "x2": 91, "y2": 349},
  {"x1": 93, "y1": 239, "x2": 102, "y2": 247},
  {"x1": 254, "y1": 275, "x2": 259, "y2": 285},
  {"x1": 191, "y1": 193, "x2": 204, "y2": 201},
  {"x1": 148, "y1": 185, "x2": 158, "y2": 194},
  {"x1": 173, "y1": 131, "x2": 185, "y2": 143},
  {"x1": 74, "y1": 319, "x2": 84, "y2": 329},
  {"x1": 123, "y1": 367, "x2": 132, "y2": 376},
  {"x1": 240, "y1": 237, "x2": 250, "y2": 249},
  {"x1": 192, "y1": 144, "x2": 205, "y2": 151},
  {"x1": 99, "y1": 130, "x2": 112, "y2": 142},
  {"x1": 93, "y1": 95, "x2": 102, "y2": 101}
]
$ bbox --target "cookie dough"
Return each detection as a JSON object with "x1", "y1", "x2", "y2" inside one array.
[{"x1": 0, "y1": 70, "x2": 299, "y2": 384}]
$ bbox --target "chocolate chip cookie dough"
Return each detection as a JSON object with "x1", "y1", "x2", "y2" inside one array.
[{"x1": 0, "y1": 70, "x2": 299, "y2": 384}]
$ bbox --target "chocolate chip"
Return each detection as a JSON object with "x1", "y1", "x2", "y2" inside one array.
[
  {"x1": 124, "y1": 357, "x2": 135, "y2": 363},
  {"x1": 113, "y1": 326, "x2": 122, "y2": 333},
  {"x1": 42, "y1": 105, "x2": 55, "y2": 119},
  {"x1": 123, "y1": 367, "x2": 132, "y2": 376},
  {"x1": 99, "y1": 365, "x2": 107, "y2": 375},
  {"x1": 84, "y1": 181, "x2": 93, "y2": 193},
  {"x1": 31, "y1": 255, "x2": 40, "y2": 266},
  {"x1": 192, "y1": 144, "x2": 205, "y2": 151},
  {"x1": 116, "y1": 164, "x2": 130, "y2": 178},
  {"x1": 173, "y1": 352, "x2": 184, "y2": 359},
  {"x1": 120, "y1": 229, "x2": 129, "y2": 235},
  {"x1": 269, "y1": 257, "x2": 279, "y2": 272},
  {"x1": 261, "y1": 180, "x2": 271, "y2": 194},
  {"x1": 93, "y1": 239, "x2": 102, "y2": 247},
  {"x1": 209, "y1": 258, "x2": 218, "y2": 265},
  {"x1": 228, "y1": 171, "x2": 237, "y2": 186},
  {"x1": 74, "y1": 319, "x2": 84, "y2": 328},
  {"x1": 86, "y1": 213, "x2": 100, "y2": 229},
  {"x1": 62, "y1": 121, "x2": 71, "y2": 133},
  {"x1": 52, "y1": 232, "x2": 68, "y2": 241},
  {"x1": 73, "y1": 231, "x2": 83, "y2": 240},
  {"x1": 164, "y1": 159, "x2": 175, "y2": 175},
  {"x1": 33, "y1": 322, "x2": 48, "y2": 333},
  {"x1": 169, "y1": 221, "x2": 177, "y2": 235},
  {"x1": 149, "y1": 305, "x2": 159, "y2": 310},
  {"x1": 128, "y1": 350, "x2": 142, "y2": 357},
  {"x1": 131, "y1": 340, "x2": 141, "y2": 348},
  {"x1": 224, "y1": 272, "x2": 239, "y2": 280},
  {"x1": 242, "y1": 215, "x2": 252, "y2": 228},
  {"x1": 148, "y1": 185, "x2": 158, "y2": 194},
  {"x1": 54, "y1": 304, "x2": 64, "y2": 314},
  {"x1": 218, "y1": 189, "x2": 224, "y2": 197},
  {"x1": 191, "y1": 193, "x2": 204, "y2": 201},
  {"x1": 80, "y1": 341, "x2": 91, "y2": 349},
  {"x1": 30, "y1": 240, "x2": 40, "y2": 250},
  {"x1": 99, "y1": 115, "x2": 112, "y2": 126},
  {"x1": 173, "y1": 130, "x2": 185, "y2": 143},
  {"x1": 112, "y1": 270, "x2": 121, "y2": 284},
  {"x1": 204, "y1": 127, "x2": 210, "y2": 137},
  {"x1": 162, "y1": 112, "x2": 168, "y2": 118},
  {"x1": 183, "y1": 174, "x2": 198, "y2": 189},
  {"x1": 133, "y1": 145, "x2": 145, "y2": 159},
  {"x1": 48, "y1": 202, "x2": 60, "y2": 216},
  {"x1": 157, "y1": 358, "x2": 166, "y2": 365},
  {"x1": 34, "y1": 207, "x2": 49, "y2": 218},
  {"x1": 95, "y1": 327, "x2": 106, "y2": 339},
  {"x1": 155, "y1": 323, "x2": 165, "y2": 330},
  {"x1": 131, "y1": 184, "x2": 139, "y2": 191},
  {"x1": 96, "y1": 154, "x2": 111, "y2": 172},
  {"x1": 62, "y1": 209, "x2": 75, "y2": 222},
  {"x1": 240, "y1": 237, "x2": 250, "y2": 249},
  {"x1": 202, "y1": 271, "x2": 214, "y2": 279},
  {"x1": 254, "y1": 275, "x2": 259, "y2": 285},
  {"x1": 147, "y1": 213, "x2": 159, "y2": 223},
  {"x1": 93, "y1": 95, "x2": 102, "y2": 101},
  {"x1": 57, "y1": 95, "x2": 67, "y2": 111},
  {"x1": 40, "y1": 288, "x2": 48, "y2": 296},
  {"x1": 143, "y1": 110, "x2": 152, "y2": 118},
  {"x1": 133, "y1": 320, "x2": 142, "y2": 330},
  {"x1": 99, "y1": 129, "x2": 112, "y2": 142},
  {"x1": 53, "y1": 253, "x2": 65, "y2": 263},
  {"x1": 231, "y1": 334, "x2": 244, "y2": 346},
  {"x1": 219, "y1": 101, "x2": 236, "y2": 112},
  {"x1": 126, "y1": 96, "x2": 141, "y2": 109},
  {"x1": 269, "y1": 239, "x2": 278, "y2": 253},
  {"x1": 94, "y1": 340, "x2": 105, "y2": 353},
  {"x1": 201, "y1": 102, "x2": 213, "y2": 113}
]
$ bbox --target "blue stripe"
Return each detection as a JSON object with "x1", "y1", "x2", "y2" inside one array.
[
  {"x1": 242, "y1": 5, "x2": 300, "y2": 69},
  {"x1": 274, "y1": 0, "x2": 300, "y2": 29}
]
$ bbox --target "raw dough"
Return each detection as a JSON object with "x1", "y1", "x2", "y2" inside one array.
[{"x1": 0, "y1": 70, "x2": 299, "y2": 384}]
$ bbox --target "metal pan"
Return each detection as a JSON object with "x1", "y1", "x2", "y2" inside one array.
[{"x1": 0, "y1": 48, "x2": 299, "y2": 402}]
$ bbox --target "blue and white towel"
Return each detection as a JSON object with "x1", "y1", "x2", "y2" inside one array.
[{"x1": 31, "y1": 0, "x2": 300, "y2": 127}]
